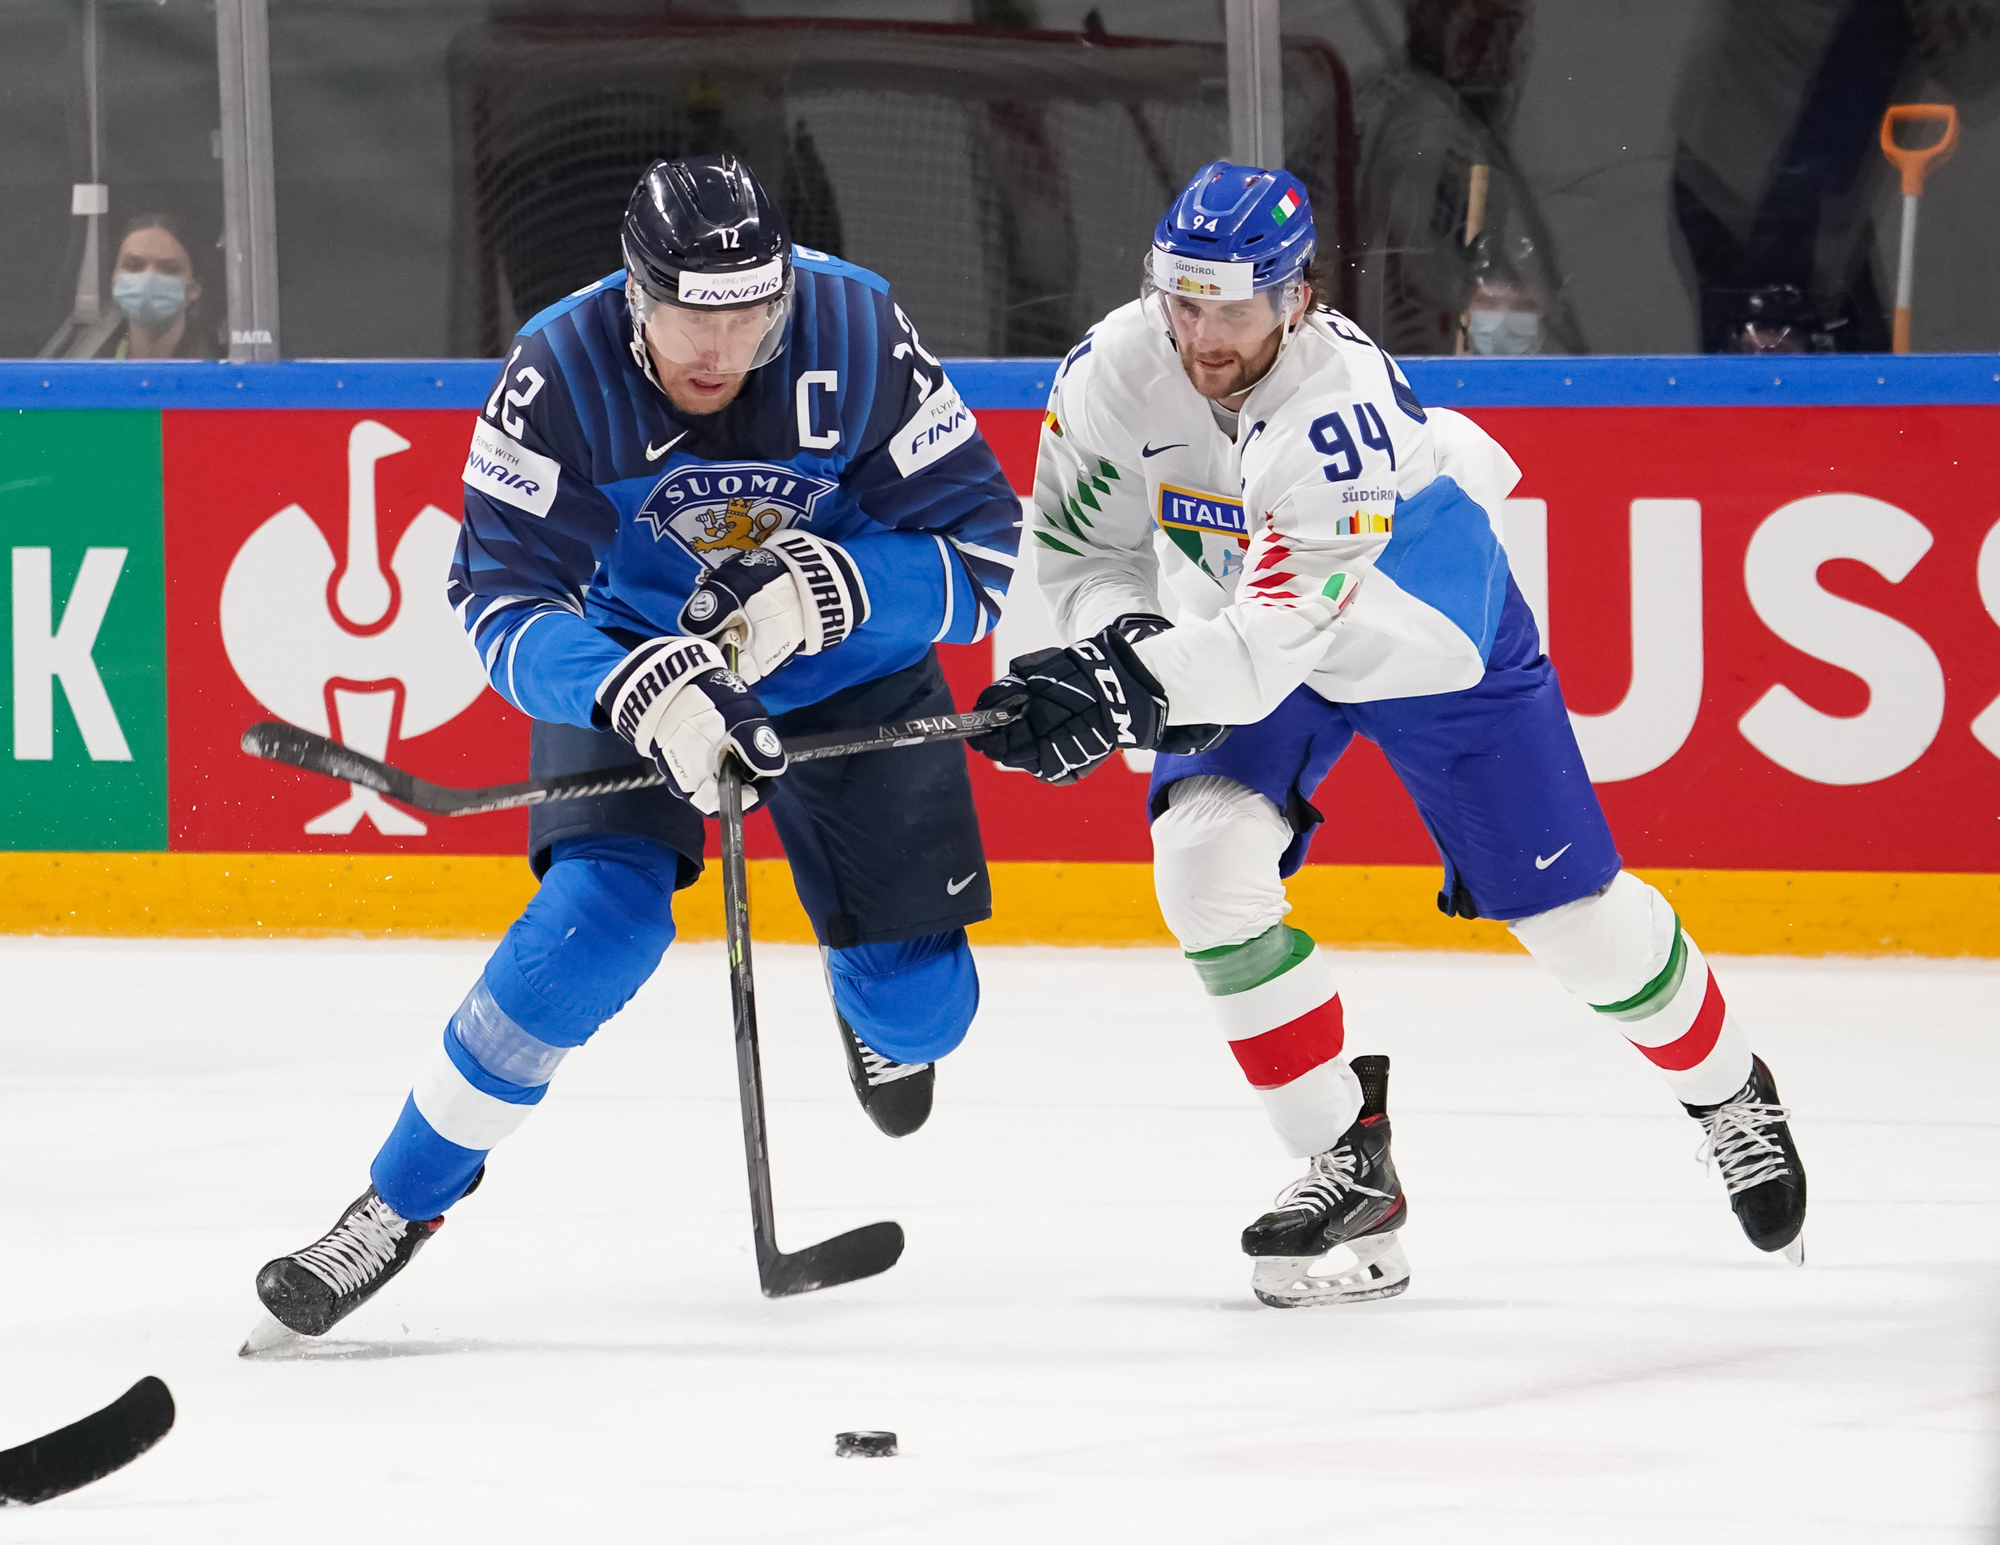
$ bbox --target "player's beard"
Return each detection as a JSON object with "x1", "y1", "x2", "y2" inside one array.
[{"x1": 1176, "y1": 329, "x2": 1282, "y2": 403}]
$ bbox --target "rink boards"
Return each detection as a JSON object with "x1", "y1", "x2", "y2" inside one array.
[{"x1": 1, "y1": 357, "x2": 1996, "y2": 954}]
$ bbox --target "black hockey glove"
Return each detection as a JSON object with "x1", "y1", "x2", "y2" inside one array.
[
  {"x1": 971, "y1": 614, "x2": 1223, "y2": 784},
  {"x1": 595, "y1": 636, "x2": 788, "y2": 815},
  {"x1": 677, "y1": 530, "x2": 870, "y2": 685},
  {"x1": 1096, "y1": 614, "x2": 1231, "y2": 756}
]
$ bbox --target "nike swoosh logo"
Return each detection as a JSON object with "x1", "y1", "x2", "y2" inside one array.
[
  {"x1": 946, "y1": 872, "x2": 978, "y2": 895},
  {"x1": 1534, "y1": 843, "x2": 1573, "y2": 870},
  {"x1": 645, "y1": 430, "x2": 689, "y2": 461},
  {"x1": 1140, "y1": 442, "x2": 1187, "y2": 458}
]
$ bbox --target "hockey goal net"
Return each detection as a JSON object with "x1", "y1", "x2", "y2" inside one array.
[{"x1": 446, "y1": 16, "x2": 1355, "y2": 359}]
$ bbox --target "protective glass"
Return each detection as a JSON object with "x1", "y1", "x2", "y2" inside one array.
[{"x1": 628, "y1": 276, "x2": 793, "y2": 374}]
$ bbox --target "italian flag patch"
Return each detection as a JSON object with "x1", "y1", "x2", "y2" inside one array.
[{"x1": 1273, "y1": 190, "x2": 1300, "y2": 223}]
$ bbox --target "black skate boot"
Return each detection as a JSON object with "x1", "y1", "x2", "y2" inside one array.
[
  {"x1": 1685, "y1": 1056, "x2": 1806, "y2": 1264},
  {"x1": 834, "y1": 1013, "x2": 934, "y2": 1139},
  {"x1": 239, "y1": 1167, "x2": 483, "y2": 1354},
  {"x1": 1242, "y1": 1055, "x2": 1409, "y2": 1307}
]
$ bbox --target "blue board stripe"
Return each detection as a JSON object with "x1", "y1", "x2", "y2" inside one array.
[
  {"x1": 3, "y1": 354, "x2": 1998, "y2": 411},
  {"x1": 1401, "y1": 354, "x2": 2000, "y2": 408},
  {"x1": 0, "y1": 360, "x2": 499, "y2": 409}
]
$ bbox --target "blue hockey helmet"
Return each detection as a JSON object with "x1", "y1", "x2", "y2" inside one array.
[
  {"x1": 1147, "y1": 162, "x2": 1316, "y2": 303},
  {"x1": 1145, "y1": 163, "x2": 1317, "y2": 398},
  {"x1": 622, "y1": 155, "x2": 794, "y2": 375}
]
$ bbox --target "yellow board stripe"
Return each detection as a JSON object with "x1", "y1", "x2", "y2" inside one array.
[{"x1": 0, "y1": 854, "x2": 1995, "y2": 958}]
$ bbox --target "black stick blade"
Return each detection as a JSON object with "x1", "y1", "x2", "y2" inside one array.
[
  {"x1": 0, "y1": 1376, "x2": 175, "y2": 1506},
  {"x1": 761, "y1": 1222, "x2": 906, "y2": 1298},
  {"x1": 241, "y1": 721, "x2": 410, "y2": 799}
]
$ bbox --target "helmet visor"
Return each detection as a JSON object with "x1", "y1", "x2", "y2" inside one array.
[
  {"x1": 1142, "y1": 248, "x2": 1302, "y2": 361},
  {"x1": 629, "y1": 273, "x2": 793, "y2": 375}
]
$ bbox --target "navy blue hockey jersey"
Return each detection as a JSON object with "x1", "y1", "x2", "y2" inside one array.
[{"x1": 451, "y1": 249, "x2": 1021, "y2": 726}]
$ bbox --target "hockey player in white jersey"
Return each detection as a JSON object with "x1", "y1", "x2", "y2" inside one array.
[{"x1": 971, "y1": 163, "x2": 1806, "y2": 1307}]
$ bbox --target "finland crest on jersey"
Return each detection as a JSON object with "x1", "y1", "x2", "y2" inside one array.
[
  {"x1": 635, "y1": 461, "x2": 839, "y2": 569},
  {"x1": 1156, "y1": 483, "x2": 1249, "y2": 584}
]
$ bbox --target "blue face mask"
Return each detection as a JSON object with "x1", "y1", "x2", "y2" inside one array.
[
  {"x1": 112, "y1": 269, "x2": 188, "y2": 327},
  {"x1": 1467, "y1": 308, "x2": 1540, "y2": 356}
]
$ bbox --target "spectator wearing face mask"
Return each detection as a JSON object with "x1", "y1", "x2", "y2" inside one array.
[
  {"x1": 1462, "y1": 231, "x2": 1546, "y2": 355},
  {"x1": 97, "y1": 214, "x2": 217, "y2": 360},
  {"x1": 1349, "y1": 0, "x2": 1584, "y2": 355}
]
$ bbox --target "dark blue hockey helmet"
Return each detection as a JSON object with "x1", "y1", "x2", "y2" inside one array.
[
  {"x1": 1147, "y1": 162, "x2": 1316, "y2": 303},
  {"x1": 622, "y1": 155, "x2": 794, "y2": 373}
]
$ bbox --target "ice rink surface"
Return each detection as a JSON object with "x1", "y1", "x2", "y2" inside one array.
[{"x1": 0, "y1": 936, "x2": 1993, "y2": 1543}]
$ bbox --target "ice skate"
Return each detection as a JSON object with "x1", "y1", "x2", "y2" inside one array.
[
  {"x1": 1242, "y1": 1054, "x2": 1409, "y2": 1307},
  {"x1": 833, "y1": 1012, "x2": 934, "y2": 1138},
  {"x1": 1686, "y1": 1055, "x2": 1806, "y2": 1264},
  {"x1": 240, "y1": 1168, "x2": 481, "y2": 1355}
]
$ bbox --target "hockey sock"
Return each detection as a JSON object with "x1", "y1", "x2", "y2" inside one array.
[
  {"x1": 1152, "y1": 776, "x2": 1357, "y2": 1155},
  {"x1": 370, "y1": 834, "x2": 679, "y2": 1219},
  {"x1": 1510, "y1": 871, "x2": 1752, "y2": 1107},
  {"x1": 1187, "y1": 924, "x2": 1361, "y2": 1158},
  {"x1": 825, "y1": 928, "x2": 978, "y2": 1065},
  {"x1": 1591, "y1": 919, "x2": 1750, "y2": 1106}
]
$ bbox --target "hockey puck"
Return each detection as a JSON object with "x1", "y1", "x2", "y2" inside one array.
[{"x1": 834, "y1": 1430, "x2": 897, "y2": 1458}]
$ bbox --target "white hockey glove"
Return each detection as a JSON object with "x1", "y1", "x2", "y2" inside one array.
[
  {"x1": 676, "y1": 530, "x2": 871, "y2": 684},
  {"x1": 595, "y1": 636, "x2": 787, "y2": 815}
]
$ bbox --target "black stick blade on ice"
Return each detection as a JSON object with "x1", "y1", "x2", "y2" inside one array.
[
  {"x1": 760, "y1": 1219, "x2": 906, "y2": 1298},
  {"x1": 0, "y1": 1376, "x2": 175, "y2": 1506},
  {"x1": 719, "y1": 756, "x2": 905, "y2": 1297}
]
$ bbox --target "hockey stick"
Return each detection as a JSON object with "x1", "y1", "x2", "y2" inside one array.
[
  {"x1": 718, "y1": 751, "x2": 905, "y2": 1296},
  {"x1": 238, "y1": 703, "x2": 1023, "y2": 819},
  {"x1": 0, "y1": 1376, "x2": 174, "y2": 1506}
]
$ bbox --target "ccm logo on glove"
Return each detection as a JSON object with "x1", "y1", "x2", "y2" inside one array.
[
  {"x1": 969, "y1": 615, "x2": 1229, "y2": 784},
  {"x1": 1082, "y1": 642, "x2": 1138, "y2": 747}
]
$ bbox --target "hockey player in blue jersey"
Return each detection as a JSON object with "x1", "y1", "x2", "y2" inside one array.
[
  {"x1": 245, "y1": 155, "x2": 1019, "y2": 1348},
  {"x1": 973, "y1": 163, "x2": 1806, "y2": 1307}
]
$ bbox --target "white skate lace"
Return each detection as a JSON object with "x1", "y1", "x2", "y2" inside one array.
[
  {"x1": 850, "y1": 1029, "x2": 928, "y2": 1088},
  {"x1": 1273, "y1": 1143, "x2": 1392, "y2": 1215},
  {"x1": 293, "y1": 1195, "x2": 409, "y2": 1297},
  {"x1": 1695, "y1": 1097, "x2": 1795, "y2": 1196}
]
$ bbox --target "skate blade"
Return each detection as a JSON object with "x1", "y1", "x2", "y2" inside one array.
[
  {"x1": 1250, "y1": 1233, "x2": 1410, "y2": 1309},
  {"x1": 238, "y1": 1308, "x2": 303, "y2": 1358},
  {"x1": 1782, "y1": 1231, "x2": 1805, "y2": 1267}
]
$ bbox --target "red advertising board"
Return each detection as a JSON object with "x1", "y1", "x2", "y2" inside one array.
[
  {"x1": 164, "y1": 410, "x2": 529, "y2": 855},
  {"x1": 155, "y1": 400, "x2": 2000, "y2": 873}
]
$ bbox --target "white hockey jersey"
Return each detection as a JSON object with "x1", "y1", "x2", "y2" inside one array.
[{"x1": 1032, "y1": 299, "x2": 1524, "y2": 724}]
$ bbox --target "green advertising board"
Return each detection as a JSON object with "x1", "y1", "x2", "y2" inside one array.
[{"x1": 0, "y1": 410, "x2": 167, "y2": 849}]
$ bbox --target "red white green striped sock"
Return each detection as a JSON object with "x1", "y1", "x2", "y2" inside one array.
[
  {"x1": 1593, "y1": 916, "x2": 1751, "y2": 1106},
  {"x1": 1187, "y1": 924, "x2": 1361, "y2": 1157}
]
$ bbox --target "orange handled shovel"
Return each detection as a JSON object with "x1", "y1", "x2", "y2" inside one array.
[{"x1": 1880, "y1": 104, "x2": 1960, "y2": 352}]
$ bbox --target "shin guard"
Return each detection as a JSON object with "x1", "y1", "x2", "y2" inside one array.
[
  {"x1": 1188, "y1": 924, "x2": 1361, "y2": 1158},
  {"x1": 1511, "y1": 870, "x2": 1752, "y2": 1106},
  {"x1": 370, "y1": 834, "x2": 680, "y2": 1219}
]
